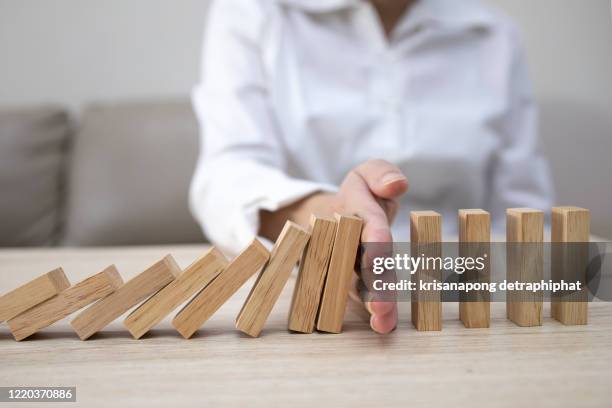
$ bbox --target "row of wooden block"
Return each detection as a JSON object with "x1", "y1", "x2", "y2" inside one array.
[
  {"x1": 413, "y1": 206, "x2": 590, "y2": 330},
  {"x1": 0, "y1": 206, "x2": 589, "y2": 341},
  {"x1": 0, "y1": 214, "x2": 362, "y2": 341}
]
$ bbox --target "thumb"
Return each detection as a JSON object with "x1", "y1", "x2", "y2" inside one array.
[{"x1": 352, "y1": 159, "x2": 408, "y2": 200}]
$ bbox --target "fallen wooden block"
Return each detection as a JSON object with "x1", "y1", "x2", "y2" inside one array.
[
  {"x1": 236, "y1": 222, "x2": 310, "y2": 337},
  {"x1": 458, "y1": 209, "x2": 491, "y2": 328},
  {"x1": 173, "y1": 240, "x2": 270, "y2": 339},
  {"x1": 551, "y1": 206, "x2": 589, "y2": 325},
  {"x1": 410, "y1": 211, "x2": 442, "y2": 331},
  {"x1": 124, "y1": 248, "x2": 229, "y2": 339},
  {"x1": 289, "y1": 215, "x2": 338, "y2": 333},
  {"x1": 71, "y1": 255, "x2": 180, "y2": 340},
  {"x1": 317, "y1": 214, "x2": 363, "y2": 334},
  {"x1": 0, "y1": 268, "x2": 70, "y2": 323},
  {"x1": 506, "y1": 208, "x2": 544, "y2": 327},
  {"x1": 7, "y1": 266, "x2": 123, "y2": 341}
]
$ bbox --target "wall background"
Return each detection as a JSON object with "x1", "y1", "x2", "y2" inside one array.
[
  {"x1": 0, "y1": 0, "x2": 209, "y2": 111},
  {"x1": 487, "y1": 0, "x2": 612, "y2": 239},
  {"x1": 0, "y1": 0, "x2": 611, "y2": 237}
]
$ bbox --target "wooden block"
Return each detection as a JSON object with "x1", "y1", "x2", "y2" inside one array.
[
  {"x1": 7, "y1": 266, "x2": 123, "y2": 341},
  {"x1": 551, "y1": 206, "x2": 589, "y2": 325},
  {"x1": 173, "y1": 240, "x2": 270, "y2": 339},
  {"x1": 0, "y1": 268, "x2": 70, "y2": 323},
  {"x1": 125, "y1": 248, "x2": 229, "y2": 339},
  {"x1": 506, "y1": 208, "x2": 544, "y2": 327},
  {"x1": 236, "y1": 222, "x2": 310, "y2": 337},
  {"x1": 410, "y1": 211, "x2": 442, "y2": 331},
  {"x1": 317, "y1": 214, "x2": 363, "y2": 333},
  {"x1": 289, "y1": 215, "x2": 338, "y2": 333},
  {"x1": 458, "y1": 209, "x2": 491, "y2": 328},
  {"x1": 71, "y1": 255, "x2": 180, "y2": 340}
]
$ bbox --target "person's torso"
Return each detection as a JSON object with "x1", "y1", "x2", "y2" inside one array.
[{"x1": 259, "y1": 0, "x2": 515, "y2": 238}]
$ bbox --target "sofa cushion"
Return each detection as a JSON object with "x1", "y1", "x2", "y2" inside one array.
[
  {"x1": 64, "y1": 100, "x2": 205, "y2": 245},
  {"x1": 0, "y1": 107, "x2": 69, "y2": 246}
]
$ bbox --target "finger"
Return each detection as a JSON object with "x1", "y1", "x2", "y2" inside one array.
[
  {"x1": 353, "y1": 159, "x2": 408, "y2": 200},
  {"x1": 339, "y1": 170, "x2": 393, "y2": 243},
  {"x1": 340, "y1": 169, "x2": 398, "y2": 334},
  {"x1": 376, "y1": 197, "x2": 400, "y2": 224},
  {"x1": 341, "y1": 171, "x2": 395, "y2": 306},
  {"x1": 365, "y1": 300, "x2": 395, "y2": 316},
  {"x1": 370, "y1": 304, "x2": 398, "y2": 334},
  {"x1": 354, "y1": 276, "x2": 398, "y2": 333}
]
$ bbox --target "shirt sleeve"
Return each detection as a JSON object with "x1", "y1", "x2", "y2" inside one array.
[
  {"x1": 488, "y1": 25, "x2": 555, "y2": 232},
  {"x1": 189, "y1": 0, "x2": 337, "y2": 253}
]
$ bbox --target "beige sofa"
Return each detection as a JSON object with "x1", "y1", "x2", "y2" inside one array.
[
  {"x1": 0, "y1": 100, "x2": 205, "y2": 247},
  {"x1": 2, "y1": 97, "x2": 611, "y2": 247}
]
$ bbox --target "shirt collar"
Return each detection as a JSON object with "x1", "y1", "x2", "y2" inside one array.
[{"x1": 276, "y1": 0, "x2": 496, "y2": 29}]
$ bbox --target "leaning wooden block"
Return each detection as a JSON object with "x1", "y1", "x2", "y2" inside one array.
[
  {"x1": 551, "y1": 206, "x2": 589, "y2": 325},
  {"x1": 0, "y1": 268, "x2": 70, "y2": 323},
  {"x1": 410, "y1": 211, "x2": 442, "y2": 331},
  {"x1": 7, "y1": 266, "x2": 123, "y2": 341},
  {"x1": 459, "y1": 209, "x2": 491, "y2": 328},
  {"x1": 173, "y1": 240, "x2": 270, "y2": 339},
  {"x1": 236, "y1": 222, "x2": 310, "y2": 337},
  {"x1": 125, "y1": 248, "x2": 229, "y2": 339},
  {"x1": 506, "y1": 208, "x2": 544, "y2": 327},
  {"x1": 317, "y1": 214, "x2": 363, "y2": 334},
  {"x1": 71, "y1": 255, "x2": 180, "y2": 340},
  {"x1": 289, "y1": 215, "x2": 338, "y2": 333}
]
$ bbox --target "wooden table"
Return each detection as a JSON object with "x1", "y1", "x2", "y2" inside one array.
[{"x1": 1, "y1": 245, "x2": 611, "y2": 407}]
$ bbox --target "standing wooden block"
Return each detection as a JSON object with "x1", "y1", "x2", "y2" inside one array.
[
  {"x1": 124, "y1": 248, "x2": 229, "y2": 339},
  {"x1": 506, "y1": 208, "x2": 544, "y2": 327},
  {"x1": 458, "y1": 209, "x2": 491, "y2": 328},
  {"x1": 551, "y1": 206, "x2": 590, "y2": 325},
  {"x1": 236, "y1": 222, "x2": 310, "y2": 337},
  {"x1": 317, "y1": 214, "x2": 363, "y2": 334},
  {"x1": 0, "y1": 268, "x2": 70, "y2": 323},
  {"x1": 71, "y1": 255, "x2": 180, "y2": 340},
  {"x1": 410, "y1": 211, "x2": 442, "y2": 331},
  {"x1": 173, "y1": 240, "x2": 270, "y2": 339},
  {"x1": 289, "y1": 215, "x2": 338, "y2": 333},
  {"x1": 7, "y1": 266, "x2": 123, "y2": 341}
]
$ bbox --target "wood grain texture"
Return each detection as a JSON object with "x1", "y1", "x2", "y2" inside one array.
[
  {"x1": 1, "y1": 245, "x2": 611, "y2": 408},
  {"x1": 506, "y1": 208, "x2": 544, "y2": 327},
  {"x1": 317, "y1": 214, "x2": 363, "y2": 333},
  {"x1": 551, "y1": 206, "x2": 590, "y2": 325},
  {"x1": 410, "y1": 211, "x2": 442, "y2": 331},
  {"x1": 173, "y1": 240, "x2": 270, "y2": 339},
  {"x1": 459, "y1": 209, "x2": 491, "y2": 328},
  {"x1": 0, "y1": 268, "x2": 70, "y2": 322},
  {"x1": 7, "y1": 266, "x2": 123, "y2": 341},
  {"x1": 236, "y1": 222, "x2": 310, "y2": 337},
  {"x1": 289, "y1": 215, "x2": 338, "y2": 333},
  {"x1": 71, "y1": 255, "x2": 180, "y2": 340},
  {"x1": 125, "y1": 248, "x2": 229, "y2": 339}
]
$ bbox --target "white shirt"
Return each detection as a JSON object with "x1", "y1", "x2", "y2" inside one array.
[{"x1": 190, "y1": 0, "x2": 554, "y2": 254}]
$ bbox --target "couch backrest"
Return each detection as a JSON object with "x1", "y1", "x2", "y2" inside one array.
[
  {"x1": 63, "y1": 100, "x2": 205, "y2": 246},
  {"x1": 0, "y1": 107, "x2": 69, "y2": 246}
]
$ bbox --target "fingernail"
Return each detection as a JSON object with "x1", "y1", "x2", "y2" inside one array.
[
  {"x1": 370, "y1": 315, "x2": 382, "y2": 333},
  {"x1": 370, "y1": 314, "x2": 397, "y2": 334},
  {"x1": 381, "y1": 172, "x2": 406, "y2": 186}
]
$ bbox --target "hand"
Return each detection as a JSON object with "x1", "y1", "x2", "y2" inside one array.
[
  {"x1": 333, "y1": 159, "x2": 408, "y2": 334},
  {"x1": 259, "y1": 159, "x2": 408, "y2": 334}
]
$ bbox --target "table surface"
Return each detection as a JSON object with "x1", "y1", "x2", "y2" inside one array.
[{"x1": 1, "y1": 245, "x2": 611, "y2": 408}]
